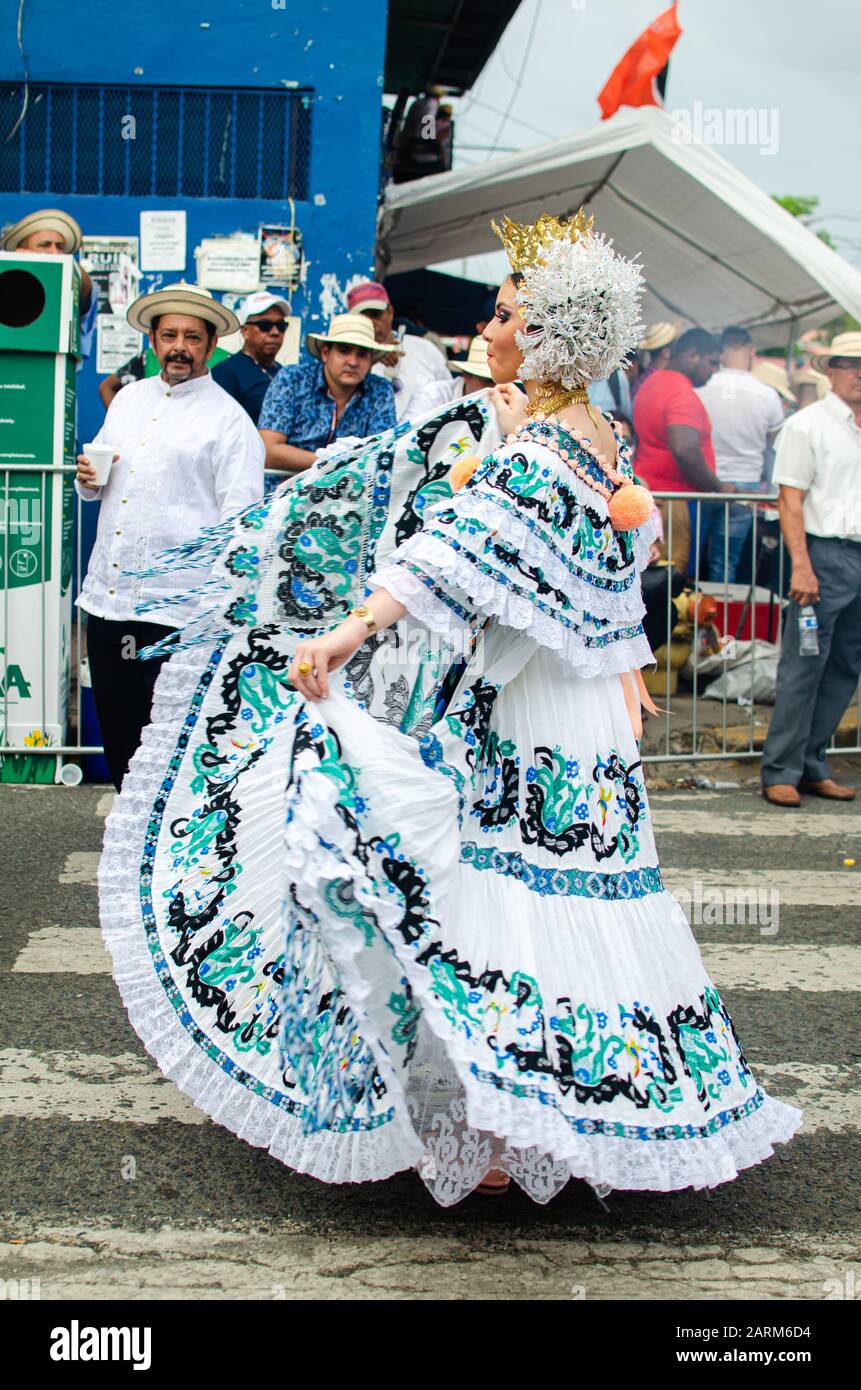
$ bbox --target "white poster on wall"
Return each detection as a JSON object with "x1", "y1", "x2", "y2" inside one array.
[
  {"x1": 196, "y1": 237, "x2": 261, "y2": 292},
  {"x1": 140, "y1": 211, "x2": 187, "y2": 271},
  {"x1": 96, "y1": 315, "x2": 143, "y2": 374}
]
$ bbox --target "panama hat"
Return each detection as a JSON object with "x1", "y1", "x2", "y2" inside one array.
[
  {"x1": 306, "y1": 312, "x2": 398, "y2": 361},
  {"x1": 809, "y1": 332, "x2": 861, "y2": 375},
  {"x1": 790, "y1": 367, "x2": 830, "y2": 399},
  {"x1": 638, "y1": 321, "x2": 681, "y2": 352},
  {"x1": 127, "y1": 281, "x2": 239, "y2": 337},
  {"x1": 449, "y1": 336, "x2": 494, "y2": 382},
  {"x1": 752, "y1": 359, "x2": 797, "y2": 404},
  {"x1": 1, "y1": 207, "x2": 83, "y2": 253}
]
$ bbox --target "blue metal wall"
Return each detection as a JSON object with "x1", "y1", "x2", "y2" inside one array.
[{"x1": 0, "y1": 0, "x2": 389, "y2": 448}]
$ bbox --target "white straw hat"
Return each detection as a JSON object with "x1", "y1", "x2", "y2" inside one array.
[
  {"x1": 449, "y1": 336, "x2": 494, "y2": 382},
  {"x1": 790, "y1": 367, "x2": 830, "y2": 399},
  {"x1": 809, "y1": 331, "x2": 861, "y2": 375},
  {"x1": 638, "y1": 320, "x2": 681, "y2": 352},
  {"x1": 306, "y1": 312, "x2": 398, "y2": 361},
  {"x1": 1, "y1": 207, "x2": 83, "y2": 253},
  {"x1": 127, "y1": 281, "x2": 239, "y2": 337},
  {"x1": 752, "y1": 359, "x2": 797, "y2": 404}
]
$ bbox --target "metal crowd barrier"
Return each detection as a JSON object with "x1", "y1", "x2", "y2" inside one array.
[
  {"x1": 2, "y1": 468, "x2": 859, "y2": 780},
  {"x1": 645, "y1": 489, "x2": 861, "y2": 764}
]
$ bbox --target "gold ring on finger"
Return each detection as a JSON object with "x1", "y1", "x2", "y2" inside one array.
[{"x1": 298, "y1": 660, "x2": 313, "y2": 676}]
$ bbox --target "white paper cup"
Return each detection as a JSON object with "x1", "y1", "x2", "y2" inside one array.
[{"x1": 83, "y1": 443, "x2": 116, "y2": 485}]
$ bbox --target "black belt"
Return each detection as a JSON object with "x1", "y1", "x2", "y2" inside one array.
[{"x1": 809, "y1": 533, "x2": 861, "y2": 547}]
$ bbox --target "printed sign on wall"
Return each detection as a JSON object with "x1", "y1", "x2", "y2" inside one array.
[{"x1": 140, "y1": 211, "x2": 187, "y2": 272}]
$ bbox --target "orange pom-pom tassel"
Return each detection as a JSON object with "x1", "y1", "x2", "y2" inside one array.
[
  {"x1": 449, "y1": 454, "x2": 481, "y2": 492},
  {"x1": 607, "y1": 482, "x2": 654, "y2": 531}
]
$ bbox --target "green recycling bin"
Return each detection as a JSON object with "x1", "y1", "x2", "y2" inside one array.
[{"x1": 0, "y1": 249, "x2": 80, "y2": 782}]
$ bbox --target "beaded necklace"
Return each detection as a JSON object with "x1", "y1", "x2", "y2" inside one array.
[
  {"x1": 504, "y1": 416, "x2": 627, "y2": 500},
  {"x1": 453, "y1": 415, "x2": 652, "y2": 531},
  {"x1": 503, "y1": 416, "x2": 653, "y2": 531}
]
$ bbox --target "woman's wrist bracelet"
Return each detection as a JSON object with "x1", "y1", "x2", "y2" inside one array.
[{"x1": 349, "y1": 604, "x2": 377, "y2": 636}]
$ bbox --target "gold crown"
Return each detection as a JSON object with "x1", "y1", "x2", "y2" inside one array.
[{"x1": 491, "y1": 209, "x2": 594, "y2": 271}]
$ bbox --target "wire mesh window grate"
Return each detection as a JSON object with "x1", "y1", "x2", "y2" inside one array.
[{"x1": 0, "y1": 83, "x2": 312, "y2": 201}]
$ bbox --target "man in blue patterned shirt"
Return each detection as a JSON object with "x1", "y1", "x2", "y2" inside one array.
[{"x1": 259, "y1": 312, "x2": 397, "y2": 476}]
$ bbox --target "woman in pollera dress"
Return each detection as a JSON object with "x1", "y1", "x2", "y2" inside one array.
[{"x1": 100, "y1": 209, "x2": 801, "y2": 1203}]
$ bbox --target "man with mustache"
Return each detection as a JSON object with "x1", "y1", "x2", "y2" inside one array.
[{"x1": 74, "y1": 282, "x2": 265, "y2": 790}]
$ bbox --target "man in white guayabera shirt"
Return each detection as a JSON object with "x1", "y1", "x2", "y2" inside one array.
[{"x1": 75, "y1": 282, "x2": 264, "y2": 790}]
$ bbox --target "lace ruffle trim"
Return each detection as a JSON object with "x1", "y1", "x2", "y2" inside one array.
[{"x1": 371, "y1": 539, "x2": 655, "y2": 679}]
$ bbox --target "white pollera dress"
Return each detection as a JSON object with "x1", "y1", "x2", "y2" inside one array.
[{"x1": 100, "y1": 406, "x2": 802, "y2": 1204}]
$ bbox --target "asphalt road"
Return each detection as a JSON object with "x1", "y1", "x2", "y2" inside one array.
[{"x1": 1, "y1": 766, "x2": 860, "y2": 1301}]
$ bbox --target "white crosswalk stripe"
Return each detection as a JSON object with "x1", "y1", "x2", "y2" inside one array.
[
  {"x1": 59, "y1": 851, "x2": 100, "y2": 884},
  {"x1": 13, "y1": 928, "x2": 861, "y2": 994},
  {"x1": 651, "y1": 807, "x2": 861, "y2": 839},
  {"x1": 0, "y1": 1049, "x2": 206, "y2": 1124},
  {"x1": 662, "y1": 867, "x2": 860, "y2": 907},
  {"x1": 1, "y1": 1226, "x2": 857, "y2": 1300},
  {"x1": 12, "y1": 927, "x2": 111, "y2": 974},
  {"x1": 61, "y1": 855, "x2": 861, "y2": 902},
  {"x1": 0, "y1": 1045, "x2": 855, "y2": 1135},
  {"x1": 700, "y1": 945, "x2": 861, "y2": 992}
]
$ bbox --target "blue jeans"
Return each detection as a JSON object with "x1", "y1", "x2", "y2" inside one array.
[{"x1": 690, "y1": 487, "x2": 760, "y2": 584}]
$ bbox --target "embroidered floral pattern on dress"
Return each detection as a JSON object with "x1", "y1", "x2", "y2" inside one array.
[{"x1": 520, "y1": 745, "x2": 646, "y2": 862}]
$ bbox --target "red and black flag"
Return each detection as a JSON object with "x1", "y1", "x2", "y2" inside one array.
[{"x1": 597, "y1": 3, "x2": 682, "y2": 120}]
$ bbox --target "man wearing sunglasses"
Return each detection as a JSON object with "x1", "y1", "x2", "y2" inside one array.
[{"x1": 211, "y1": 291, "x2": 290, "y2": 424}]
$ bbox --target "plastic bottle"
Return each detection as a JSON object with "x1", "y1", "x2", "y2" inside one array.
[{"x1": 798, "y1": 605, "x2": 819, "y2": 657}]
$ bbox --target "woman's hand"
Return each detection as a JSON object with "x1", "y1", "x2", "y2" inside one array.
[
  {"x1": 288, "y1": 620, "x2": 366, "y2": 701},
  {"x1": 489, "y1": 382, "x2": 528, "y2": 436},
  {"x1": 287, "y1": 590, "x2": 407, "y2": 700}
]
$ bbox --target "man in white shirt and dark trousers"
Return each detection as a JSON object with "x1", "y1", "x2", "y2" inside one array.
[
  {"x1": 761, "y1": 333, "x2": 861, "y2": 807},
  {"x1": 75, "y1": 282, "x2": 264, "y2": 790},
  {"x1": 697, "y1": 325, "x2": 784, "y2": 581}
]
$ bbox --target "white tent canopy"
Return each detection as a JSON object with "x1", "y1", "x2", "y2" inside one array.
[{"x1": 379, "y1": 108, "x2": 861, "y2": 345}]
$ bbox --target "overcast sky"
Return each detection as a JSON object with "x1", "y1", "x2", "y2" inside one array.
[{"x1": 433, "y1": 0, "x2": 861, "y2": 282}]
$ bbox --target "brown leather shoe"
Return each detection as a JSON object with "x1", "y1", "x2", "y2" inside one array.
[
  {"x1": 762, "y1": 783, "x2": 801, "y2": 807},
  {"x1": 799, "y1": 779, "x2": 857, "y2": 801}
]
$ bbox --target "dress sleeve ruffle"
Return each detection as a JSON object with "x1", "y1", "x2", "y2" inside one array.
[{"x1": 369, "y1": 431, "x2": 656, "y2": 679}]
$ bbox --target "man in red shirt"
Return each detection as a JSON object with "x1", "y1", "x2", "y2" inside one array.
[{"x1": 634, "y1": 328, "x2": 730, "y2": 572}]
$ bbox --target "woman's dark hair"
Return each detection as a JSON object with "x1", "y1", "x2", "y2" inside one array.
[
  {"x1": 613, "y1": 411, "x2": 637, "y2": 443},
  {"x1": 508, "y1": 271, "x2": 525, "y2": 287}
]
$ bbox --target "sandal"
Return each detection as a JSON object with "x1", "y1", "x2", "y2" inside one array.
[{"x1": 476, "y1": 1170, "x2": 511, "y2": 1196}]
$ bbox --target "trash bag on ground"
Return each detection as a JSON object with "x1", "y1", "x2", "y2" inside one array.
[{"x1": 689, "y1": 639, "x2": 781, "y2": 705}]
